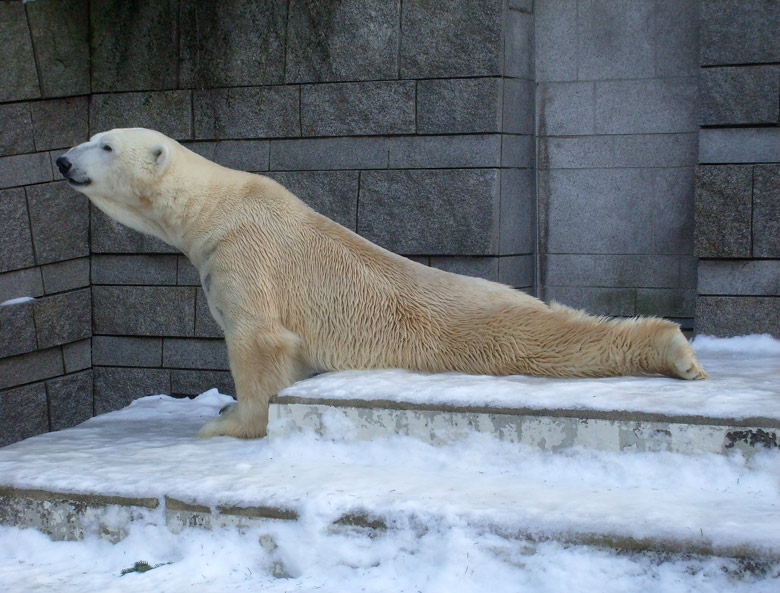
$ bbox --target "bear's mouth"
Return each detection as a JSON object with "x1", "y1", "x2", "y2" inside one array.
[{"x1": 66, "y1": 176, "x2": 91, "y2": 187}]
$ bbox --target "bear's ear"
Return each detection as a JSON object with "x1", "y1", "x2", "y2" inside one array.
[{"x1": 151, "y1": 144, "x2": 171, "y2": 175}]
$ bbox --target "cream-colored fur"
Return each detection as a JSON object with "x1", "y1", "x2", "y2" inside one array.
[{"x1": 58, "y1": 128, "x2": 707, "y2": 439}]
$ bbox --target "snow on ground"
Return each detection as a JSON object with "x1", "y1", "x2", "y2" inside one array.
[
  {"x1": 0, "y1": 335, "x2": 778, "y2": 592},
  {"x1": 280, "y1": 333, "x2": 780, "y2": 419}
]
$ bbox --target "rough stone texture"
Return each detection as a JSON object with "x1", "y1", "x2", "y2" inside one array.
[
  {"x1": 536, "y1": 82, "x2": 595, "y2": 136},
  {"x1": 535, "y1": 0, "x2": 577, "y2": 82},
  {"x1": 358, "y1": 170, "x2": 500, "y2": 255},
  {"x1": 613, "y1": 134, "x2": 698, "y2": 169},
  {"x1": 0, "y1": 152, "x2": 53, "y2": 190},
  {"x1": 41, "y1": 258, "x2": 90, "y2": 294},
  {"x1": 417, "y1": 79, "x2": 502, "y2": 135},
  {"x1": 91, "y1": 207, "x2": 177, "y2": 254},
  {"x1": 26, "y1": 182, "x2": 89, "y2": 265},
  {"x1": 194, "y1": 87, "x2": 299, "y2": 140},
  {"x1": 33, "y1": 289, "x2": 91, "y2": 350},
  {"x1": 542, "y1": 255, "x2": 680, "y2": 289},
  {"x1": 162, "y1": 339, "x2": 229, "y2": 371},
  {"x1": 498, "y1": 255, "x2": 535, "y2": 288},
  {"x1": 653, "y1": 167, "x2": 695, "y2": 256},
  {"x1": 93, "y1": 286, "x2": 195, "y2": 338},
  {"x1": 93, "y1": 367, "x2": 170, "y2": 415},
  {"x1": 91, "y1": 255, "x2": 178, "y2": 286},
  {"x1": 0, "y1": 301, "x2": 37, "y2": 359},
  {"x1": 0, "y1": 268, "x2": 44, "y2": 304},
  {"x1": 428, "y1": 257, "x2": 499, "y2": 282},
  {"x1": 92, "y1": 336, "x2": 163, "y2": 368},
  {"x1": 543, "y1": 286, "x2": 636, "y2": 317},
  {"x1": 0, "y1": 188, "x2": 35, "y2": 273},
  {"x1": 700, "y1": 66, "x2": 780, "y2": 126},
  {"x1": 62, "y1": 339, "x2": 91, "y2": 374},
  {"x1": 0, "y1": 1, "x2": 39, "y2": 102},
  {"x1": 655, "y1": 0, "x2": 700, "y2": 77},
  {"x1": 0, "y1": 347, "x2": 63, "y2": 391},
  {"x1": 753, "y1": 165, "x2": 780, "y2": 258},
  {"x1": 179, "y1": 0, "x2": 287, "y2": 88},
  {"x1": 0, "y1": 383, "x2": 49, "y2": 447},
  {"x1": 270, "y1": 137, "x2": 388, "y2": 171},
  {"x1": 694, "y1": 166, "x2": 752, "y2": 259},
  {"x1": 388, "y1": 135, "x2": 502, "y2": 170},
  {"x1": 698, "y1": 261, "x2": 780, "y2": 296},
  {"x1": 90, "y1": 0, "x2": 178, "y2": 92},
  {"x1": 701, "y1": 0, "x2": 780, "y2": 65},
  {"x1": 576, "y1": 0, "x2": 655, "y2": 80},
  {"x1": 699, "y1": 128, "x2": 780, "y2": 165},
  {"x1": 30, "y1": 97, "x2": 89, "y2": 152},
  {"x1": 400, "y1": 0, "x2": 503, "y2": 78},
  {"x1": 500, "y1": 168, "x2": 535, "y2": 255},
  {"x1": 46, "y1": 371, "x2": 93, "y2": 431},
  {"x1": 636, "y1": 289, "x2": 696, "y2": 319},
  {"x1": 504, "y1": 8, "x2": 534, "y2": 80},
  {"x1": 183, "y1": 141, "x2": 270, "y2": 172},
  {"x1": 285, "y1": 0, "x2": 399, "y2": 83},
  {"x1": 170, "y1": 370, "x2": 235, "y2": 397},
  {"x1": 176, "y1": 257, "x2": 201, "y2": 286},
  {"x1": 268, "y1": 171, "x2": 358, "y2": 230},
  {"x1": 26, "y1": 0, "x2": 90, "y2": 97},
  {"x1": 90, "y1": 92, "x2": 192, "y2": 139},
  {"x1": 501, "y1": 135, "x2": 535, "y2": 169},
  {"x1": 0, "y1": 103, "x2": 34, "y2": 157},
  {"x1": 301, "y1": 82, "x2": 415, "y2": 137},
  {"x1": 696, "y1": 297, "x2": 780, "y2": 338},
  {"x1": 195, "y1": 290, "x2": 223, "y2": 339}
]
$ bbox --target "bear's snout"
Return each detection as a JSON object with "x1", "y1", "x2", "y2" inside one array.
[{"x1": 56, "y1": 156, "x2": 71, "y2": 176}]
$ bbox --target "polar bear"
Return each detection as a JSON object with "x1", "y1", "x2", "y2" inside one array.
[{"x1": 56, "y1": 128, "x2": 707, "y2": 438}]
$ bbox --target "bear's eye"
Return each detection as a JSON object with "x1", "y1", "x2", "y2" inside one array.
[{"x1": 102, "y1": 144, "x2": 113, "y2": 152}]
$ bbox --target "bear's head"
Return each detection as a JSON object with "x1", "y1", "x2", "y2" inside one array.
[{"x1": 56, "y1": 128, "x2": 177, "y2": 244}]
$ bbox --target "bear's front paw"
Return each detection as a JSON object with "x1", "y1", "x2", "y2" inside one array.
[
  {"x1": 197, "y1": 409, "x2": 268, "y2": 439},
  {"x1": 666, "y1": 332, "x2": 708, "y2": 380}
]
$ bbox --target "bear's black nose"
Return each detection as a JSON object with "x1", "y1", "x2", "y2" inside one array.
[{"x1": 55, "y1": 156, "x2": 71, "y2": 176}]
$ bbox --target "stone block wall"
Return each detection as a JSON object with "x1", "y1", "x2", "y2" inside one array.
[{"x1": 695, "y1": 0, "x2": 780, "y2": 337}]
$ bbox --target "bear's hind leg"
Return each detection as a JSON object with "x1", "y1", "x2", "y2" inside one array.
[{"x1": 198, "y1": 322, "x2": 306, "y2": 439}]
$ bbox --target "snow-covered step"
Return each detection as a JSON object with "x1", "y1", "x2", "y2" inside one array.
[
  {"x1": 1, "y1": 387, "x2": 778, "y2": 563},
  {"x1": 270, "y1": 337, "x2": 780, "y2": 457}
]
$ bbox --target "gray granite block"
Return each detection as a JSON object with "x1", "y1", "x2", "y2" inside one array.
[
  {"x1": 501, "y1": 135, "x2": 534, "y2": 169},
  {"x1": 90, "y1": 92, "x2": 192, "y2": 139},
  {"x1": 170, "y1": 370, "x2": 235, "y2": 397},
  {"x1": 91, "y1": 255, "x2": 178, "y2": 286},
  {"x1": 92, "y1": 336, "x2": 163, "y2": 368},
  {"x1": 358, "y1": 169, "x2": 500, "y2": 255},
  {"x1": 90, "y1": 0, "x2": 178, "y2": 92},
  {"x1": 267, "y1": 171, "x2": 358, "y2": 230},
  {"x1": 93, "y1": 286, "x2": 195, "y2": 338},
  {"x1": 698, "y1": 260, "x2": 780, "y2": 296},
  {"x1": 417, "y1": 78, "x2": 502, "y2": 134},
  {"x1": 41, "y1": 258, "x2": 90, "y2": 294},
  {"x1": 636, "y1": 288, "x2": 696, "y2": 318},
  {"x1": 0, "y1": 300, "x2": 37, "y2": 359},
  {"x1": 655, "y1": 0, "x2": 699, "y2": 77},
  {"x1": 701, "y1": 66, "x2": 780, "y2": 126},
  {"x1": 503, "y1": 78, "x2": 535, "y2": 135},
  {"x1": 388, "y1": 135, "x2": 502, "y2": 170},
  {"x1": 680, "y1": 256, "x2": 698, "y2": 289},
  {"x1": 400, "y1": 0, "x2": 502, "y2": 78},
  {"x1": 177, "y1": 257, "x2": 201, "y2": 286},
  {"x1": 286, "y1": 0, "x2": 399, "y2": 83},
  {"x1": 701, "y1": 0, "x2": 780, "y2": 65},
  {"x1": 62, "y1": 339, "x2": 91, "y2": 374},
  {"x1": 0, "y1": 152, "x2": 53, "y2": 189},
  {"x1": 194, "y1": 87, "x2": 300, "y2": 140},
  {"x1": 498, "y1": 255, "x2": 535, "y2": 288},
  {"x1": 0, "y1": 347, "x2": 63, "y2": 391},
  {"x1": 753, "y1": 165, "x2": 780, "y2": 258},
  {"x1": 163, "y1": 339, "x2": 229, "y2": 371},
  {"x1": 301, "y1": 81, "x2": 415, "y2": 137},
  {"x1": 534, "y1": 0, "x2": 577, "y2": 82},
  {"x1": 536, "y1": 82, "x2": 594, "y2": 136},
  {"x1": 93, "y1": 367, "x2": 171, "y2": 415},
  {"x1": 26, "y1": 182, "x2": 89, "y2": 265},
  {"x1": 428, "y1": 257, "x2": 499, "y2": 282},
  {"x1": 543, "y1": 286, "x2": 635, "y2": 317},
  {"x1": 30, "y1": 97, "x2": 89, "y2": 152},
  {"x1": 0, "y1": 268, "x2": 43, "y2": 304},
  {"x1": 577, "y1": 0, "x2": 655, "y2": 80},
  {"x1": 500, "y1": 168, "x2": 535, "y2": 254},
  {"x1": 542, "y1": 254, "x2": 680, "y2": 289},
  {"x1": 538, "y1": 136, "x2": 612, "y2": 170},
  {"x1": 33, "y1": 289, "x2": 91, "y2": 350},
  {"x1": 0, "y1": 383, "x2": 49, "y2": 447},
  {"x1": 26, "y1": 0, "x2": 89, "y2": 97},
  {"x1": 543, "y1": 168, "x2": 654, "y2": 254},
  {"x1": 270, "y1": 137, "x2": 389, "y2": 171},
  {"x1": 183, "y1": 141, "x2": 270, "y2": 172},
  {"x1": 179, "y1": 0, "x2": 286, "y2": 88},
  {"x1": 699, "y1": 128, "x2": 780, "y2": 164},
  {"x1": 0, "y1": 103, "x2": 34, "y2": 157},
  {"x1": 0, "y1": 2, "x2": 39, "y2": 102},
  {"x1": 694, "y1": 166, "x2": 752, "y2": 258},
  {"x1": 594, "y1": 78, "x2": 698, "y2": 134},
  {"x1": 652, "y1": 167, "x2": 695, "y2": 255},
  {"x1": 46, "y1": 370, "x2": 93, "y2": 431},
  {"x1": 504, "y1": 9, "x2": 533, "y2": 79},
  {"x1": 195, "y1": 290, "x2": 224, "y2": 339},
  {"x1": 0, "y1": 188, "x2": 35, "y2": 273},
  {"x1": 613, "y1": 134, "x2": 698, "y2": 169},
  {"x1": 696, "y1": 297, "x2": 780, "y2": 338},
  {"x1": 91, "y1": 206, "x2": 178, "y2": 254}
]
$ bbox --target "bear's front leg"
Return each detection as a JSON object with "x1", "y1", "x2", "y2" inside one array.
[{"x1": 198, "y1": 321, "x2": 306, "y2": 439}]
